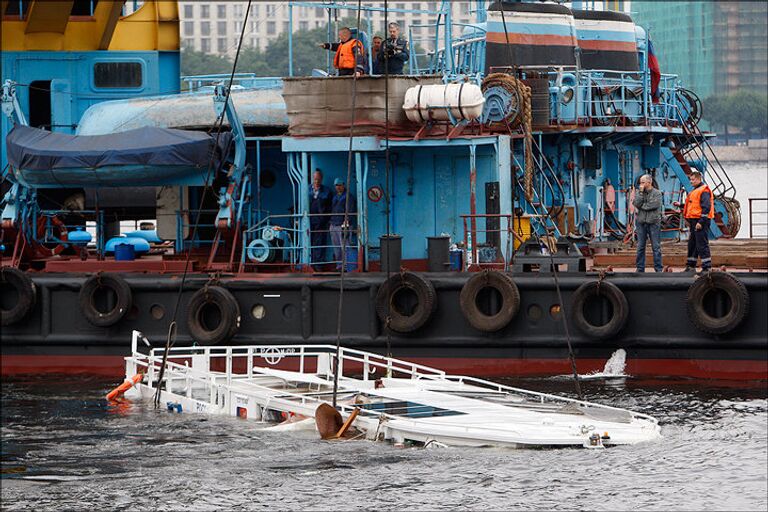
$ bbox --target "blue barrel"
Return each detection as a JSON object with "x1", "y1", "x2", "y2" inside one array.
[
  {"x1": 114, "y1": 243, "x2": 136, "y2": 261},
  {"x1": 344, "y1": 246, "x2": 358, "y2": 272},
  {"x1": 449, "y1": 249, "x2": 463, "y2": 271}
]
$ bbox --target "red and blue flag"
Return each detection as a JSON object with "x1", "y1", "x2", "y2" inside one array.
[{"x1": 648, "y1": 39, "x2": 661, "y2": 103}]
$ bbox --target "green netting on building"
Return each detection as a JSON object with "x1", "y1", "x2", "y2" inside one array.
[{"x1": 632, "y1": 0, "x2": 767, "y2": 101}]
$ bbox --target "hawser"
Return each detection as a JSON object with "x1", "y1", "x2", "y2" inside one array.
[{"x1": 1, "y1": 1, "x2": 765, "y2": 379}]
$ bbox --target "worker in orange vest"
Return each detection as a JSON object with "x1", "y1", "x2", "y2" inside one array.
[
  {"x1": 674, "y1": 171, "x2": 714, "y2": 272},
  {"x1": 319, "y1": 27, "x2": 366, "y2": 77}
]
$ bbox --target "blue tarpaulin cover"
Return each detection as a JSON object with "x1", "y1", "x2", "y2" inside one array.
[{"x1": 6, "y1": 125, "x2": 232, "y2": 171}]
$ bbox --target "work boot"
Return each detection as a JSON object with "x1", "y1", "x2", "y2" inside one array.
[{"x1": 683, "y1": 266, "x2": 696, "y2": 273}]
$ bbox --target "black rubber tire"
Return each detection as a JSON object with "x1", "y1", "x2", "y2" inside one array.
[
  {"x1": 686, "y1": 273, "x2": 749, "y2": 335},
  {"x1": 187, "y1": 286, "x2": 241, "y2": 345},
  {"x1": 79, "y1": 273, "x2": 132, "y2": 327},
  {"x1": 460, "y1": 271, "x2": 520, "y2": 332},
  {"x1": 1, "y1": 267, "x2": 36, "y2": 326},
  {"x1": 375, "y1": 272, "x2": 436, "y2": 333},
  {"x1": 571, "y1": 280, "x2": 629, "y2": 340}
]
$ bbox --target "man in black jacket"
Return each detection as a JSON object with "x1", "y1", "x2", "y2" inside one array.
[{"x1": 376, "y1": 22, "x2": 409, "y2": 75}]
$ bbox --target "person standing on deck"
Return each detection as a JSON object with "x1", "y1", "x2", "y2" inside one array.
[
  {"x1": 319, "y1": 27, "x2": 366, "y2": 77},
  {"x1": 674, "y1": 171, "x2": 714, "y2": 272},
  {"x1": 633, "y1": 174, "x2": 664, "y2": 272},
  {"x1": 371, "y1": 36, "x2": 383, "y2": 74},
  {"x1": 376, "y1": 22, "x2": 410, "y2": 75},
  {"x1": 329, "y1": 178, "x2": 357, "y2": 270},
  {"x1": 309, "y1": 170, "x2": 333, "y2": 264}
]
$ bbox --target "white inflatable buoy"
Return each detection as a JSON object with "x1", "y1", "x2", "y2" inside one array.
[{"x1": 403, "y1": 83, "x2": 485, "y2": 123}]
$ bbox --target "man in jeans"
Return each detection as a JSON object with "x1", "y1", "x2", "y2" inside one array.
[{"x1": 633, "y1": 174, "x2": 663, "y2": 272}]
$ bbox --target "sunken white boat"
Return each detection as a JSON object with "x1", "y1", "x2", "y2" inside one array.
[{"x1": 119, "y1": 331, "x2": 661, "y2": 449}]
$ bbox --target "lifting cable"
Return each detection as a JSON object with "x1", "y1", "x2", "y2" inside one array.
[
  {"x1": 383, "y1": 0, "x2": 393, "y2": 363},
  {"x1": 153, "y1": 0, "x2": 253, "y2": 408},
  {"x1": 332, "y1": 0, "x2": 364, "y2": 409},
  {"x1": 499, "y1": 5, "x2": 583, "y2": 400}
]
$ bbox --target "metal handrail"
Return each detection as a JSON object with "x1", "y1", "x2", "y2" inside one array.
[{"x1": 749, "y1": 198, "x2": 768, "y2": 239}]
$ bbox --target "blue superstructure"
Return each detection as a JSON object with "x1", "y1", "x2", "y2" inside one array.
[{"x1": 1, "y1": 0, "x2": 741, "y2": 271}]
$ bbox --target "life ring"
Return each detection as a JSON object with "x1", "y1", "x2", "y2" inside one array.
[
  {"x1": 186, "y1": 285, "x2": 241, "y2": 345},
  {"x1": 375, "y1": 272, "x2": 436, "y2": 333},
  {"x1": 571, "y1": 280, "x2": 629, "y2": 340},
  {"x1": 33, "y1": 215, "x2": 69, "y2": 258},
  {"x1": 460, "y1": 270, "x2": 520, "y2": 332},
  {"x1": 106, "y1": 373, "x2": 143, "y2": 401},
  {"x1": 686, "y1": 272, "x2": 749, "y2": 335},
  {"x1": 1, "y1": 267, "x2": 36, "y2": 326},
  {"x1": 79, "y1": 273, "x2": 133, "y2": 327}
]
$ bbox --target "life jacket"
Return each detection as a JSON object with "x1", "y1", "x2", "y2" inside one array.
[
  {"x1": 334, "y1": 38, "x2": 364, "y2": 70},
  {"x1": 683, "y1": 183, "x2": 715, "y2": 219}
]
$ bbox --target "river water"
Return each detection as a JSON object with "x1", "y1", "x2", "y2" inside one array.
[{"x1": 2, "y1": 376, "x2": 766, "y2": 511}]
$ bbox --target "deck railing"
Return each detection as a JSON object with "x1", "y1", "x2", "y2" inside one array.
[{"x1": 749, "y1": 198, "x2": 768, "y2": 239}]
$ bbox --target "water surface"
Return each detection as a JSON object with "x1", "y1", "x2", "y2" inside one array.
[{"x1": 2, "y1": 377, "x2": 766, "y2": 510}]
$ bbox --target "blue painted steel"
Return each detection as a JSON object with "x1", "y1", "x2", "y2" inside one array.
[
  {"x1": 124, "y1": 230, "x2": 162, "y2": 243},
  {"x1": 114, "y1": 243, "x2": 136, "y2": 261},
  {"x1": 105, "y1": 237, "x2": 150, "y2": 254},
  {"x1": 68, "y1": 227, "x2": 93, "y2": 246}
]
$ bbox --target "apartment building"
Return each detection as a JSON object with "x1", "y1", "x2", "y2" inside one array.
[{"x1": 179, "y1": 1, "x2": 476, "y2": 57}]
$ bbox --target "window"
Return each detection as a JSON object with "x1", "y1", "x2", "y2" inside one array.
[
  {"x1": 250, "y1": 4, "x2": 259, "y2": 16},
  {"x1": 217, "y1": 4, "x2": 226, "y2": 18},
  {"x1": 217, "y1": 38, "x2": 227, "y2": 53},
  {"x1": 183, "y1": 4, "x2": 193, "y2": 18},
  {"x1": 201, "y1": 39, "x2": 211, "y2": 52},
  {"x1": 315, "y1": 21, "x2": 322, "y2": 28},
  {"x1": 217, "y1": 21, "x2": 227, "y2": 35},
  {"x1": 183, "y1": 40, "x2": 195, "y2": 50},
  {"x1": 267, "y1": 21, "x2": 276, "y2": 35},
  {"x1": 299, "y1": 21, "x2": 308, "y2": 31},
  {"x1": 250, "y1": 21, "x2": 258, "y2": 32},
  {"x1": 299, "y1": 6, "x2": 309, "y2": 17},
  {"x1": 183, "y1": 21, "x2": 194, "y2": 36},
  {"x1": 201, "y1": 21, "x2": 210, "y2": 36},
  {"x1": 235, "y1": 21, "x2": 243, "y2": 33},
  {"x1": 396, "y1": 3, "x2": 405, "y2": 10},
  {"x1": 266, "y1": 5, "x2": 276, "y2": 16},
  {"x1": 315, "y1": 7, "x2": 324, "y2": 17},
  {"x1": 200, "y1": 4, "x2": 209, "y2": 18},
  {"x1": 428, "y1": 2, "x2": 436, "y2": 11},
  {"x1": 71, "y1": 0, "x2": 97, "y2": 16},
  {"x1": 413, "y1": 3, "x2": 421, "y2": 11},
  {"x1": 283, "y1": 21, "x2": 289, "y2": 33},
  {"x1": 93, "y1": 62, "x2": 142, "y2": 88},
  {"x1": 234, "y1": 4, "x2": 243, "y2": 17}
]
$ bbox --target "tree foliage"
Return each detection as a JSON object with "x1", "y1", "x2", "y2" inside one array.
[
  {"x1": 703, "y1": 90, "x2": 768, "y2": 139},
  {"x1": 180, "y1": 50, "x2": 232, "y2": 77}
]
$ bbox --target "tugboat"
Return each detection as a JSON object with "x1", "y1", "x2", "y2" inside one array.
[{"x1": 1, "y1": 1, "x2": 766, "y2": 380}]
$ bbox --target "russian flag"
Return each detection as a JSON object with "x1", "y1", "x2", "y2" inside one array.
[{"x1": 648, "y1": 39, "x2": 661, "y2": 103}]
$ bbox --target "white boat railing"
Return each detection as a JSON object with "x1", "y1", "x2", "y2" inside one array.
[{"x1": 127, "y1": 330, "x2": 657, "y2": 425}]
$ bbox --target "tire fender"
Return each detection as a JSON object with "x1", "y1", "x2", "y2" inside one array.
[
  {"x1": 375, "y1": 272, "x2": 436, "y2": 333},
  {"x1": 460, "y1": 270, "x2": 520, "y2": 332}
]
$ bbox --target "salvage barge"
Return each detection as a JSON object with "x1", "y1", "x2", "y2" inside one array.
[{"x1": 1, "y1": 1, "x2": 767, "y2": 380}]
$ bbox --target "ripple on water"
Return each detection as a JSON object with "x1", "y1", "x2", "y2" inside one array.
[{"x1": 1, "y1": 377, "x2": 766, "y2": 511}]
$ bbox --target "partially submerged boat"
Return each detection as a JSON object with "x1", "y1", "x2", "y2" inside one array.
[{"x1": 118, "y1": 331, "x2": 661, "y2": 449}]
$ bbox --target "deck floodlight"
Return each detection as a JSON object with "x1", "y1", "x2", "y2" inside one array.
[
  {"x1": 578, "y1": 137, "x2": 593, "y2": 148},
  {"x1": 666, "y1": 138, "x2": 676, "y2": 149}
]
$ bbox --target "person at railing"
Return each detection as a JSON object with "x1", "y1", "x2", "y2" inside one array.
[
  {"x1": 633, "y1": 174, "x2": 664, "y2": 273},
  {"x1": 371, "y1": 35, "x2": 383, "y2": 74},
  {"x1": 309, "y1": 169, "x2": 333, "y2": 264},
  {"x1": 674, "y1": 171, "x2": 714, "y2": 273},
  {"x1": 318, "y1": 27, "x2": 366, "y2": 77},
  {"x1": 376, "y1": 22, "x2": 410, "y2": 75},
  {"x1": 330, "y1": 178, "x2": 357, "y2": 271}
]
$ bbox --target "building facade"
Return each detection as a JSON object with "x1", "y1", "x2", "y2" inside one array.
[
  {"x1": 631, "y1": 1, "x2": 768, "y2": 100},
  {"x1": 178, "y1": 1, "x2": 476, "y2": 57}
]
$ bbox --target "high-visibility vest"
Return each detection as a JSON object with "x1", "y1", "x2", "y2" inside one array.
[
  {"x1": 683, "y1": 184, "x2": 715, "y2": 219},
  {"x1": 334, "y1": 39, "x2": 363, "y2": 70}
]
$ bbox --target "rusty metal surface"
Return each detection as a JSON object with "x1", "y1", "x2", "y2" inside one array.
[{"x1": 282, "y1": 75, "x2": 443, "y2": 137}]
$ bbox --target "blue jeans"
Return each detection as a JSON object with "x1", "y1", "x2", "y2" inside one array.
[{"x1": 636, "y1": 222, "x2": 663, "y2": 272}]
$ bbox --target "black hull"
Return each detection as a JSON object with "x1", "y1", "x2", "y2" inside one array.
[{"x1": 2, "y1": 272, "x2": 767, "y2": 379}]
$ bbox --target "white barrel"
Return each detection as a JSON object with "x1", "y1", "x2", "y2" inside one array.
[{"x1": 402, "y1": 83, "x2": 485, "y2": 123}]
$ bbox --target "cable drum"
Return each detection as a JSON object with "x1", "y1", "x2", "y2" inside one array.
[{"x1": 481, "y1": 73, "x2": 533, "y2": 201}]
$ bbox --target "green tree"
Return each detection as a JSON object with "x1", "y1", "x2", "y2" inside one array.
[
  {"x1": 180, "y1": 49, "x2": 233, "y2": 78},
  {"x1": 727, "y1": 90, "x2": 768, "y2": 138}
]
